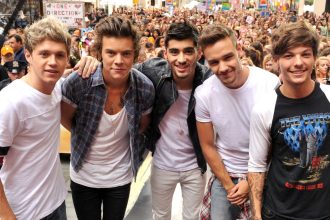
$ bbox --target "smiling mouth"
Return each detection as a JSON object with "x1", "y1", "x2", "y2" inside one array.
[
  {"x1": 218, "y1": 70, "x2": 234, "y2": 77},
  {"x1": 176, "y1": 65, "x2": 188, "y2": 70},
  {"x1": 290, "y1": 70, "x2": 306, "y2": 75},
  {"x1": 45, "y1": 70, "x2": 58, "y2": 74}
]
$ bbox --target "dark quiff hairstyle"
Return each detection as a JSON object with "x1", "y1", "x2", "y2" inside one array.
[
  {"x1": 271, "y1": 21, "x2": 319, "y2": 59},
  {"x1": 93, "y1": 16, "x2": 140, "y2": 61},
  {"x1": 199, "y1": 24, "x2": 237, "y2": 51},
  {"x1": 164, "y1": 21, "x2": 199, "y2": 48}
]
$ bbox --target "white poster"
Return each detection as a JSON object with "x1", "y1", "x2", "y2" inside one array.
[{"x1": 44, "y1": 2, "x2": 85, "y2": 28}]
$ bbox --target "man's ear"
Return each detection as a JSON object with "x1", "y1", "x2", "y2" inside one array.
[
  {"x1": 164, "y1": 49, "x2": 168, "y2": 60},
  {"x1": 197, "y1": 48, "x2": 202, "y2": 61},
  {"x1": 24, "y1": 48, "x2": 31, "y2": 64}
]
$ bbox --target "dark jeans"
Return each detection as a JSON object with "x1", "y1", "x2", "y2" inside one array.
[
  {"x1": 40, "y1": 201, "x2": 67, "y2": 220},
  {"x1": 262, "y1": 206, "x2": 291, "y2": 220},
  {"x1": 71, "y1": 180, "x2": 131, "y2": 220}
]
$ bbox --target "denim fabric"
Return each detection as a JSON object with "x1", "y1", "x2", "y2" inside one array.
[
  {"x1": 40, "y1": 201, "x2": 67, "y2": 220},
  {"x1": 210, "y1": 178, "x2": 241, "y2": 220}
]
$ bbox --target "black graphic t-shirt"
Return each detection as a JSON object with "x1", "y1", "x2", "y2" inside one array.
[{"x1": 249, "y1": 82, "x2": 330, "y2": 219}]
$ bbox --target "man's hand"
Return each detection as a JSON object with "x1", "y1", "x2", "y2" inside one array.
[
  {"x1": 63, "y1": 68, "x2": 74, "y2": 78},
  {"x1": 227, "y1": 179, "x2": 249, "y2": 205},
  {"x1": 74, "y1": 56, "x2": 100, "y2": 78}
]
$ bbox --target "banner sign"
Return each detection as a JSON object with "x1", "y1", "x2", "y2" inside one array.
[{"x1": 44, "y1": 2, "x2": 85, "y2": 28}]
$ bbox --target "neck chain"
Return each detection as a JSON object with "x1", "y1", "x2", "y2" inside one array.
[
  {"x1": 172, "y1": 82, "x2": 187, "y2": 136},
  {"x1": 178, "y1": 119, "x2": 185, "y2": 136}
]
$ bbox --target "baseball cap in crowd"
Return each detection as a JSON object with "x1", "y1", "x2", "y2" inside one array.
[
  {"x1": 1, "y1": 45, "x2": 14, "y2": 56},
  {"x1": 148, "y1": 37, "x2": 155, "y2": 44},
  {"x1": 4, "y1": 60, "x2": 27, "y2": 74}
]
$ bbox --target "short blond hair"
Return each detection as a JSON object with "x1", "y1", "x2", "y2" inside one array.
[{"x1": 24, "y1": 16, "x2": 71, "y2": 55}]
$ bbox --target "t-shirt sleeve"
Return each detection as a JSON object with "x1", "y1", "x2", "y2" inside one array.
[
  {"x1": 248, "y1": 103, "x2": 273, "y2": 173},
  {"x1": 0, "y1": 96, "x2": 20, "y2": 154},
  {"x1": 61, "y1": 73, "x2": 80, "y2": 108},
  {"x1": 194, "y1": 86, "x2": 211, "y2": 122}
]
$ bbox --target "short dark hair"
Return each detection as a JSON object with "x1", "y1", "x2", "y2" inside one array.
[
  {"x1": 271, "y1": 21, "x2": 319, "y2": 59},
  {"x1": 199, "y1": 24, "x2": 237, "y2": 51},
  {"x1": 164, "y1": 21, "x2": 199, "y2": 48},
  {"x1": 93, "y1": 16, "x2": 140, "y2": 61},
  {"x1": 9, "y1": 34, "x2": 23, "y2": 44}
]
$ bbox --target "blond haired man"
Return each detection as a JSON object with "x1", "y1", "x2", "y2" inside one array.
[{"x1": 0, "y1": 17, "x2": 71, "y2": 220}]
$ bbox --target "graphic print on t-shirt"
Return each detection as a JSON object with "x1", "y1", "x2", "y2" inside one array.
[{"x1": 279, "y1": 113, "x2": 330, "y2": 186}]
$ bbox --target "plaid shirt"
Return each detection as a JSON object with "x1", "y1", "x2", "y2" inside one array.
[
  {"x1": 62, "y1": 64, "x2": 155, "y2": 176},
  {"x1": 200, "y1": 174, "x2": 251, "y2": 220}
]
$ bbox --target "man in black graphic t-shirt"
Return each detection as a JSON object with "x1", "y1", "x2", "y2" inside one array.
[{"x1": 248, "y1": 21, "x2": 330, "y2": 220}]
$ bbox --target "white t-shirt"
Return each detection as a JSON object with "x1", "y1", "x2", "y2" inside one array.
[
  {"x1": 154, "y1": 89, "x2": 198, "y2": 171},
  {"x1": 195, "y1": 66, "x2": 279, "y2": 174},
  {"x1": 71, "y1": 108, "x2": 133, "y2": 188},
  {"x1": 0, "y1": 79, "x2": 67, "y2": 220}
]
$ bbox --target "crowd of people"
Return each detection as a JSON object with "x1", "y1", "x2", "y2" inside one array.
[{"x1": 0, "y1": 5, "x2": 330, "y2": 220}]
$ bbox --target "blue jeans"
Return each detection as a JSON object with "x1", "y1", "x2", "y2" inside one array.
[
  {"x1": 40, "y1": 201, "x2": 67, "y2": 220},
  {"x1": 210, "y1": 178, "x2": 241, "y2": 220}
]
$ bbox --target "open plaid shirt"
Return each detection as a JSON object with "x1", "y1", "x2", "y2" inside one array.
[
  {"x1": 200, "y1": 174, "x2": 251, "y2": 220},
  {"x1": 62, "y1": 64, "x2": 155, "y2": 176}
]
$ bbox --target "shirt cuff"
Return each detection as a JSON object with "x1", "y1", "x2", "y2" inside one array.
[{"x1": 62, "y1": 96, "x2": 78, "y2": 108}]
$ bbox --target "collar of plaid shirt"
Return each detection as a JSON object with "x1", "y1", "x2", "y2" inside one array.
[{"x1": 66, "y1": 64, "x2": 155, "y2": 176}]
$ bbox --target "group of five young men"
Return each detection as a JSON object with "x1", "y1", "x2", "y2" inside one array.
[{"x1": 0, "y1": 14, "x2": 329, "y2": 220}]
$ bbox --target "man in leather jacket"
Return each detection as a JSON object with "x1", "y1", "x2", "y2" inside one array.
[{"x1": 135, "y1": 21, "x2": 212, "y2": 220}]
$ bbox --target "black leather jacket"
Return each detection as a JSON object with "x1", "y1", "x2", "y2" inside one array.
[{"x1": 135, "y1": 58, "x2": 212, "y2": 174}]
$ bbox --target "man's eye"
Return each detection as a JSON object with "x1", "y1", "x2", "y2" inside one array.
[
  {"x1": 40, "y1": 52, "x2": 48, "y2": 57},
  {"x1": 302, "y1": 53, "x2": 312, "y2": 58},
  {"x1": 123, "y1": 52, "x2": 132, "y2": 57},
  {"x1": 57, "y1": 54, "x2": 66, "y2": 58},
  {"x1": 208, "y1": 61, "x2": 218, "y2": 66},
  {"x1": 283, "y1": 54, "x2": 293, "y2": 59},
  {"x1": 185, "y1": 50, "x2": 195, "y2": 55}
]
